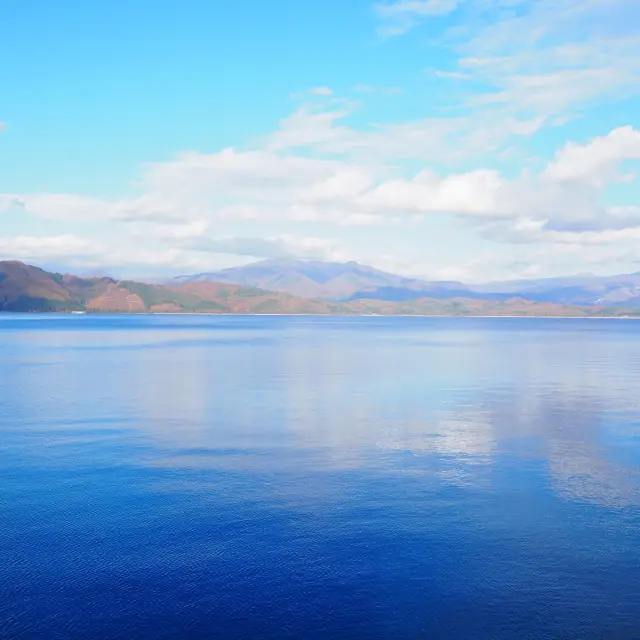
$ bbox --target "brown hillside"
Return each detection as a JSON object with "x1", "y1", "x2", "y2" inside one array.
[
  {"x1": 86, "y1": 283, "x2": 147, "y2": 312},
  {"x1": 0, "y1": 261, "x2": 78, "y2": 311},
  {"x1": 175, "y1": 282, "x2": 341, "y2": 314},
  {"x1": 346, "y1": 296, "x2": 613, "y2": 317}
]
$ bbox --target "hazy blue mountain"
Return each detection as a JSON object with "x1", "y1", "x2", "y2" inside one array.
[
  {"x1": 472, "y1": 272, "x2": 640, "y2": 306},
  {"x1": 175, "y1": 258, "x2": 474, "y2": 301},
  {"x1": 176, "y1": 259, "x2": 640, "y2": 306}
]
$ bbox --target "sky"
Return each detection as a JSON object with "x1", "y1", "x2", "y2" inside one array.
[{"x1": 1, "y1": 0, "x2": 640, "y2": 282}]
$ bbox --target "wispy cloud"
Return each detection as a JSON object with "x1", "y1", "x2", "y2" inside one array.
[
  {"x1": 309, "y1": 86, "x2": 334, "y2": 96},
  {"x1": 266, "y1": 101, "x2": 546, "y2": 163},
  {"x1": 377, "y1": 0, "x2": 640, "y2": 119},
  {"x1": 430, "y1": 68, "x2": 472, "y2": 80},
  {"x1": 375, "y1": 0, "x2": 462, "y2": 36}
]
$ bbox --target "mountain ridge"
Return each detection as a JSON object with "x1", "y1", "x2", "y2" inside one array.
[
  {"x1": 175, "y1": 258, "x2": 474, "y2": 302},
  {"x1": 0, "y1": 261, "x2": 343, "y2": 315},
  {"x1": 175, "y1": 258, "x2": 640, "y2": 307},
  {"x1": 3, "y1": 260, "x2": 640, "y2": 317}
]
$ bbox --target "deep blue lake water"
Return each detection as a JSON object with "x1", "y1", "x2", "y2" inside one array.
[{"x1": 1, "y1": 315, "x2": 640, "y2": 639}]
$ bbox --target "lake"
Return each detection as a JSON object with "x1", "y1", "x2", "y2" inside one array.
[{"x1": 1, "y1": 315, "x2": 639, "y2": 639}]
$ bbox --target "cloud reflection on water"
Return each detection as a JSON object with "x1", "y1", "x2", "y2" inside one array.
[{"x1": 2, "y1": 316, "x2": 640, "y2": 508}]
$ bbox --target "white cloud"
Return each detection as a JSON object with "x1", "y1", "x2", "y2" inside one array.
[
  {"x1": 375, "y1": 0, "x2": 461, "y2": 35},
  {"x1": 356, "y1": 126, "x2": 640, "y2": 233},
  {"x1": 309, "y1": 86, "x2": 333, "y2": 96},
  {"x1": 542, "y1": 126, "x2": 640, "y2": 186},
  {"x1": 0, "y1": 232, "x2": 350, "y2": 275},
  {"x1": 4, "y1": 124, "x2": 640, "y2": 259},
  {"x1": 134, "y1": 147, "x2": 390, "y2": 227},
  {"x1": 377, "y1": 0, "x2": 460, "y2": 16},
  {"x1": 266, "y1": 105, "x2": 356, "y2": 153},
  {"x1": 10, "y1": 194, "x2": 116, "y2": 221},
  {"x1": 466, "y1": 4, "x2": 640, "y2": 116},
  {"x1": 358, "y1": 168, "x2": 510, "y2": 216},
  {"x1": 431, "y1": 69, "x2": 472, "y2": 80},
  {"x1": 183, "y1": 234, "x2": 348, "y2": 261},
  {"x1": 377, "y1": 0, "x2": 640, "y2": 120},
  {"x1": 267, "y1": 102, "x2": 545, "y2": 163},
  {"x1": 0, "y1": 235, "x2": 96, "y2": 261},
  {"x1": 465, "y1": 61, "x2": 639, "y2": 117}
]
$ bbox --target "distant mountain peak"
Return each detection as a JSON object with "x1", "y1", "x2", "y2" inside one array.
[{"x1": 174, "y1": 258, "x2": 465, "y2": 301}]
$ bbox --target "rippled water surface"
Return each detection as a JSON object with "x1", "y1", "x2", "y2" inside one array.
[{"x1": 1, "y1": 315, "x2": 640, "y2": 639}]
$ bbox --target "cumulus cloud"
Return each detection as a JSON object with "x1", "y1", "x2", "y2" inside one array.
[
  {"x1": 357, "y1": 168, "x2": 510, "y2": 217},
  {"x1": 359, "y1": 126, "x2": 640, "y2": 235},
  {"x1": 542, "y1": 125, "x2": 640, "y2": 186},
  {"x1": 11, "y1": 194, "x2": 117, "y2": 220},
  {"x1": 4, "y1": 124, "x2": 640, "y2": 249},
  {"x1": 0, "y1": 235, "x2": 96, "y2": 261},
  {"x1": 133, "y1": 148, "x2": 388, "y2": 227}
]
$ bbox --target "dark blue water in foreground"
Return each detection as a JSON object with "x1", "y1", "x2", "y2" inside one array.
[{"x1": 1, "y1": 315, "x2": 640, "y2": 639}]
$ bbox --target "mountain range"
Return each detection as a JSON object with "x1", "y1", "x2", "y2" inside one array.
[
  {"x1": 177, "y1": 258, "x2": 640, "y2": 307},
  {"x1": 3, "y1": 259, "x2": 640, "y2": 317},
  {"x1": 0, "y1": 261, "x2": 342, "y2": 314},
  {"x1": 175, "y1": 259, "x2": 462, "y2": 301}
]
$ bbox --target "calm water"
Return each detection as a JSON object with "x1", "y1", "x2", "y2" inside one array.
[{"x1": 1, "y1": 315, "x2": 640, "y2": 639}]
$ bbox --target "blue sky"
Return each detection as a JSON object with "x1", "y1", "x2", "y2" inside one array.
[{"x1": 1, "y1": 0, "x2": 640, "y2": 281}]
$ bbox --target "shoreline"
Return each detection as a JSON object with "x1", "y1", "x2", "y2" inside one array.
[{"x1": 2, "y1": 311, "x2": 639, "y2": 320}]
